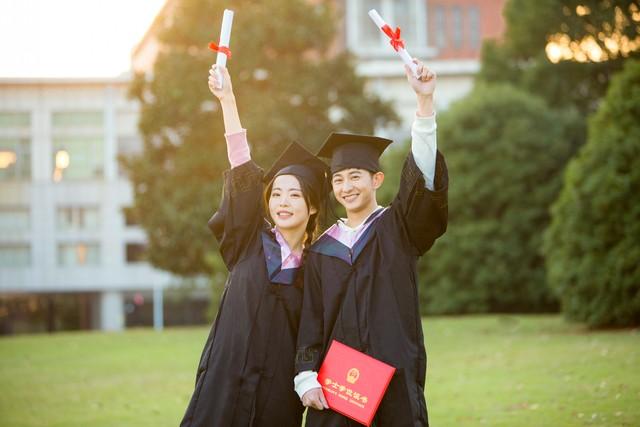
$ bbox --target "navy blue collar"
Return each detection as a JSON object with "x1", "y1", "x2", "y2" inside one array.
[
  {"x1": 261, "y1": 231, "x2": 301, "y2": 285},
  {"x1": 309, "y1": 207, "x2": 386, "y2": 265}
]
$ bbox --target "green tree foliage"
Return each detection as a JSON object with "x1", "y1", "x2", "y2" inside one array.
[
  {"x1": 378, "y1": 142, "x2": 410, "y2": 206},
  {"x1": 543, "y1": 60, "x2": 640, "y2": 327},
  {"x1": 479, "y1": 0, "x2": 640, "y2": 115},
  {"x1": 419, "y1": 84, "x2": 582, "y2": 313},
  {"x1": 123, "y1": 0, "x2": 397, "y2": 276}
]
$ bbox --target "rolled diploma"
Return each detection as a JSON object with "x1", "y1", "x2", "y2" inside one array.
[
  {"x1": 368, "y1": 9, "x2": 419, "y2": 78},
  {"x1": 215, "y1": 9, "x2": 234, "y2": 89}
]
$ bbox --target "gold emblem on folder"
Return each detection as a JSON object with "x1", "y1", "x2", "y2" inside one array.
[{"x1": 346, "y1": 368, "x2": 360, "y2": 384}]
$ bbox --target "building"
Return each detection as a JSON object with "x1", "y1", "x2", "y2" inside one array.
[
  {"x1": 0, "y1": 77, "x2": 179, "y2": 334},
  {"x1": 132, "y1": 0, "x2": 505, "y2": 136},
  {"x1": 344, "y1": 0, "x2": 505, "y2": 136},
  {"x1": 0, "y1": 0, "x2": 505, "y2": 334}
]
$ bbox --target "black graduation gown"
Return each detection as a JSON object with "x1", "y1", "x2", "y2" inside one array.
[
  {"x1": 295, "y1": 153, "x2": 448, "y2": 427},
  {"x1": 180, "y1": 160, "x2": 305, "y2": 427}
]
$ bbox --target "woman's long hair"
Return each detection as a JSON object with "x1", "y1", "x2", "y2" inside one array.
[{"x1": 263, "y1": 174, "x2": 325, "y2": 248}]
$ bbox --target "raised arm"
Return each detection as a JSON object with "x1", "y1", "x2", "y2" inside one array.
[
  {"x1": 206, "y1": 65, "x2": 263, "y2": 268},
  {"x1": 406, "y1": 59, "x2": 437, "y2": 190},
  {"x1": 386, "y1": 59, "x2": 448, "y2": 256},
  {"x1": 208, "y1": 65, "x2": 249, "y2": 167}
]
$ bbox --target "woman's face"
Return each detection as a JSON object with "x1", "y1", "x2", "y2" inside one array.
[{"x1": 268, "y1": 174, "x2": 316, "y2": 232}]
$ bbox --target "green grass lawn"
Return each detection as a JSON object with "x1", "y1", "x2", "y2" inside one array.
[{"x1": 0, "y1": 315, "x2": 638, "y2": 427}]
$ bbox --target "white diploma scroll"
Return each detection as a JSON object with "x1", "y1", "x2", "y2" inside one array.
[
  {"x1": 215, "y1": 9, "x2": 234, "y2": 89},
  {"x1": 368, "y1": 9, "x2": 419, "y2": 79}
]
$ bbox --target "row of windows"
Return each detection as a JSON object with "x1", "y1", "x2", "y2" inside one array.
[
  {"x1": 0, "y1": 110, "x2": 104, "y2": 130},
  {"x1": 357, "y1": 0, "x2": 424, "y2": 49},
  {"x1": 0, "y1": 243, "x2": 146, "y2": 268},
  {"x1": 0, "y1": 207, "x2": 140, "y2": 231},
  {"x1": 432, "y1": 5, "x2": 482, "y2": 51},
  {"x1": 0, "y1": 111, "x2": 136, "y2": 130},
  {"x1": 351, "y1": 0, "x2": 483, "y2": 54},
  {"x1": 0, "y1": 111, "x2": 142, "y2": 182},
  {"x1": 0, "y1": 136, "x2": 140, "y2": 181},
  {"x1": 57, "y1": 206, "x2": 100, "y2": 230}
]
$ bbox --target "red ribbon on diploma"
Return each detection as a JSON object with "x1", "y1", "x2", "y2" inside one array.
[
  {"x1": 380, "y1": 24, "x2": 405, "y2": 51},
  {"x1": 208, "y1": 42, "x2": 232, "y2": 58}
]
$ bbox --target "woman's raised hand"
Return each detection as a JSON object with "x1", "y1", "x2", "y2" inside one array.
[{"x1": 208, "y1": 65, "x2": 234, "y2": 101}]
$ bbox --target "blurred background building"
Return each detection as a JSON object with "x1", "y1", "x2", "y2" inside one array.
[
  {"x1": 133, "y1": 0, "x2": 505, "y2": 134},
  {"x1": 344, "y1": 0, "x2": 504, "y2": 134},
  {"x1": 0, "y1": 78, "x2": 183, "y2": 334},
  {"x1": 0, "y1": 0, "x2": 504, "y2": 334}
]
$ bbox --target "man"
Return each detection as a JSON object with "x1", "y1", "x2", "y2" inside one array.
[{"x1": 294, "y1": 59, "x2": 448, "y2": 426}]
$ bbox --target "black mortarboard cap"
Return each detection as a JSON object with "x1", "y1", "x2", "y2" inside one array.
[
  {"x1": 317, "y1": 132, "x2": 393, "y2": 174},
  {"x1": 264, "y1": 141, "x2": 330, "y2": 195}
]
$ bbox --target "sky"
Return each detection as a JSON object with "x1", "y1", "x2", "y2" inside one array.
[{"x1": 0, "y1": 0, "x2": 166, "y2": 78}]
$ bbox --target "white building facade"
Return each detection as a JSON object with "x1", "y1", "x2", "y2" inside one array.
[{"x1": 0, "y1": 78, "x2": 175, "y2": 333}]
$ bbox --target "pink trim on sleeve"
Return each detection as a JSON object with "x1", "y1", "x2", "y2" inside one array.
[{"x1": 225, "y1": 129, "x2": 251, "y2": 168}]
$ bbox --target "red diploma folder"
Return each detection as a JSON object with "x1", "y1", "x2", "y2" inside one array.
[{"x1": 317, "y1": 340, "x2": 396, "y2": 426}]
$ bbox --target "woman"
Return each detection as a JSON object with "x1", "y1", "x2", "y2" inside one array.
[{"x1": 179, "y1": 65, "x2": 328, "y2": 427}]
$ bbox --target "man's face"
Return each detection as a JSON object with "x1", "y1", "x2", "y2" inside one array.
[{"x1": 331, "y1": 168, "x2": 384, "y2": 214}]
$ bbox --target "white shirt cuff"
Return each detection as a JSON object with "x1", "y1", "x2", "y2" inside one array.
[
  {"x1": 294, "y1": 370, "x2": 322, "y2": 399},
  {"x1": 413, "y1": 112, "x2": 436, "y2": 133},
  {"x1": 411, "y1": 112, "x2": 438, "y2": 190}
]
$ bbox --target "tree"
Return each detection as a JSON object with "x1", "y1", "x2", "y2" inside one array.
[
  {"x1": 478, "y1": 0, "x2": 640, "y2": 115},
  {"x1": 418, "y1": 84, "x2": 581, "y2": 314},
  {"x1": 123, "y1": 0, "x2": 397, "y2": 276},
  {"x1": 543, "y1": 60, "x2": 640, "y2": 327}
]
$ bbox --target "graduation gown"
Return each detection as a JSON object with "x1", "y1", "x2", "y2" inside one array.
[
  {"x1": 296, "y1": 152, "x2": 448, "y2": 427},
  {"x1": 180, "y1": 160, "x2": 305, "y2": 427}
]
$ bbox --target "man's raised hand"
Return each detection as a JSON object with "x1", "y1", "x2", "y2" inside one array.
[{"x1": 405, "y1": 58, "x2": 436, "y2": 98}]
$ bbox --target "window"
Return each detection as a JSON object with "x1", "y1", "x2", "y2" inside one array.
[
  {"x1": 0, "y1": 208, "x2": 30, "y2": 230},
  {"x1": 359, "y1": 0, "x2": 383, "y2": 48},
  {"x1": 468, "y1": 6, "x2": 481, "y2": 50},
  {"x1": 392, "y1": 0, "x2": 418, "y2": 47},
  {"x1": 0, "y1": 245, "x2": 30, "y2": 268},
  {"x1": 349, "y1": 0, "x2": 428, "y2": 56},
  {"x1": 433, "y1": 6, "x2": 447, "y2": 49},
  {"x1": 51, "y1": 111, "x2": 104, "y2": 181},
  {"x1": 56, "y1": 207, "x2": 100, "y2": 230},
  {"x1": 451, "y1": 6, "x2": 463, "y2": 49},
  {"x1": 52, "y1": 137, "x2": 104, "y2": 180},
  {"x1": 0, "y1": 139, "x2": 31, "y2": 181},
  {"x1": 126, "y1": 243, "x2": 146, "y2": 263},
  {"x1": 0, "y1": 112, "x2": 30, "y2": 128},
  {"x1": 52, "y1": 111, "x2": 103, "y2": 129},
  {"x1": 0, "y1": 112, "x2": 31, "y2": 181},
  {"x1": 58, "y1": 243, "x2": 100, "y2": 266}
]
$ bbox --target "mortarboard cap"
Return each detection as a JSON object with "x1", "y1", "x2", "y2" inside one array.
[
  {"x1": 264, "y1": 141, "x2": 330, "y2": 195},
  {"x1": 317, "y1": 132, "x2": 393, "y2": 174}
]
